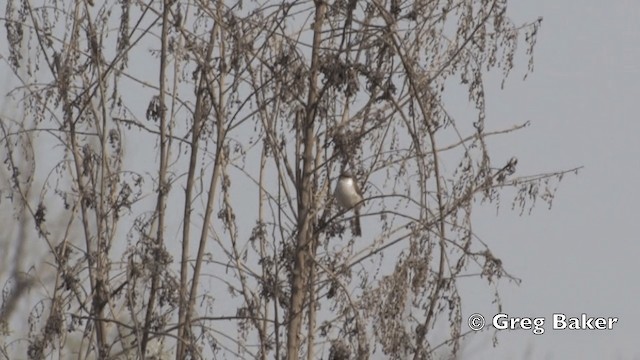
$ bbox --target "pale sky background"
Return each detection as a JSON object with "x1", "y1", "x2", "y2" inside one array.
[
  {"x1": 2, "y1": 1, "x2": 639, "y2": 359},
  {"x1": 456, "y1": 1, "x2": 640, "y2": 359}
]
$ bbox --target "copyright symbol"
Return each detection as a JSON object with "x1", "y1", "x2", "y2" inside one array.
[{"x1": 468, "y1": 313, "x2": 485, "y2": 331}]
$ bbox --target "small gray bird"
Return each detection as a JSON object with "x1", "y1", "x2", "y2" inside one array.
[{"x1": 334, "y1": 172, "x2": 364, "y2": 236}]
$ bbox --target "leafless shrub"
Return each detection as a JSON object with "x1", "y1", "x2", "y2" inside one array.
[{"x1": 0, "y1": 0, "x2": 577, "y2": 359}]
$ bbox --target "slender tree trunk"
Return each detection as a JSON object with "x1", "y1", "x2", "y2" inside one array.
[{"x1": 286, "y1": 2, "x2": 327, "y2": 359}]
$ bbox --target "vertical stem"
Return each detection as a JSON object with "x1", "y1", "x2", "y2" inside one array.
[
  {"x1": 183, "y1": 0, "x2": 227, "y2": 355},
  {"x1": 286, "y1": 2, "x2": 326, "y2": 359},
  {"x1": 141, "y1": 0, "x2": 171, "y2": 355}
]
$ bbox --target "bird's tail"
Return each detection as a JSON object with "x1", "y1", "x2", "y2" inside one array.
[{"x1": 353, "y1": 211, "x2": 362, "y2": 237}]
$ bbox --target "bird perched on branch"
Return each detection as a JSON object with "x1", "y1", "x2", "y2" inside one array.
[{"x1": 334, "y1": 172, "x2": 364, "y2": 236}]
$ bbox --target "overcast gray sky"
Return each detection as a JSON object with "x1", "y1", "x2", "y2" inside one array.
[
  {"x1": 1, "y1": 1, "x2": 638, "y2": 359},
  {"x1": 456, "y1": 1, "x2": 640, "y2": 359}
]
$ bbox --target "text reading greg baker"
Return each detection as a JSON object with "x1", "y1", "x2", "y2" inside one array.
[{"x1": 467, "y1": 313, "x2": 619, "y2": 334}]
